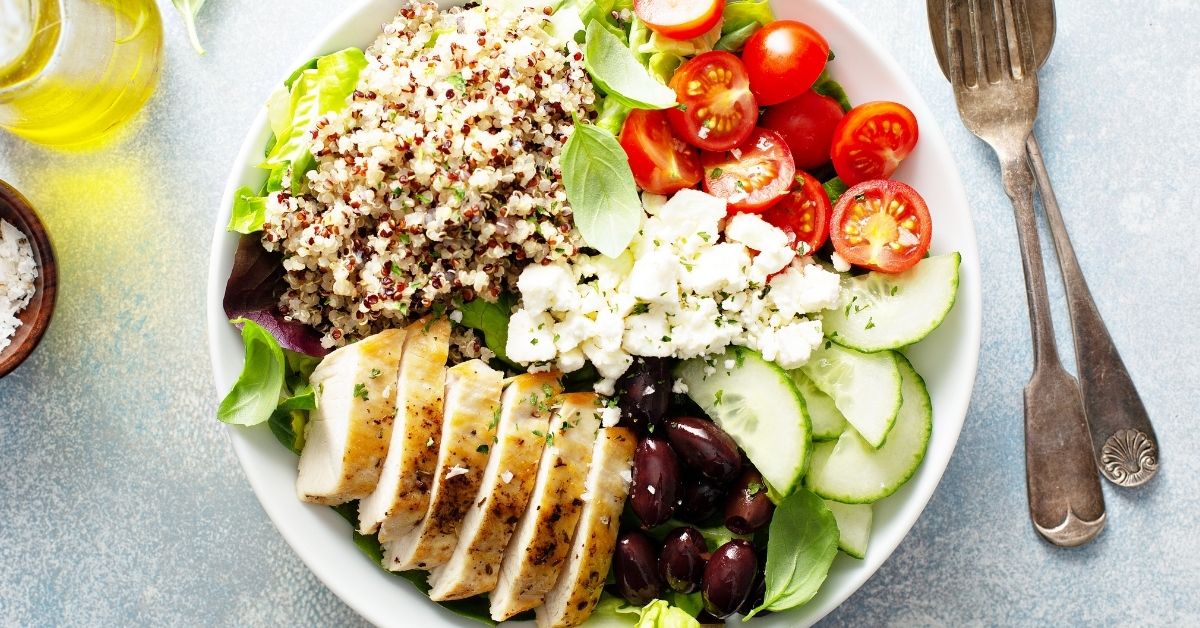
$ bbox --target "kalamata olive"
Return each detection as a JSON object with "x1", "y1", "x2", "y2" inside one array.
[
  {"x1": 702, "y1": 539, "x2": 759, "y2": 619},
  {"x1": 617, "y1": 357, "x2": 671, "y2": 430},
  {"x1": 724, "y1": 467, "x2": 776, "y2": 535},
  {"x1": 614, "y1": 531, "x2": 665, "y2": 606},
  {"x1": 676, "y1": 477, "x2": 725, "y2": 523},
  {"x1": 630, "y1": 436, "x2": 682, "y2": 527},
  {"x1": 737, "y1": 567, "x2": 767, "y2": 616},
  {"x1": 664, "y1": 416, "x2": 743, "y2": 484},
  {"x1": 658, "y1": 527, "x2": 708, "y2": 593}
]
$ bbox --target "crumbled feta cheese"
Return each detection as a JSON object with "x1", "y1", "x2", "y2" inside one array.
[
  {"x1": 506, "y1": 309, "x2": 557, "y2": 363},
  {"x1": 772, "y1": 320, "x2": 824, "y2": 370},
  {"x1": 627, "y1": 250, "x2": 680, "y2": 304},
  {"x1": 724, "y1": 359, "x2": 736, "y2": 369},
  {"x1": 768, "y1": 262, "x2": 842, "y2": 317},
  {"x1": 598, "y1": 406, "x2": 621, "y2": 428},
  {"x1": 517, "y1": 263, "x2": 578, "y2": 313},
  {"x1": 445, "y1": 466, "x2": 469, "y2": 479},
  {"x1": 726, "y1": 213, "x2": 790, "y2": 252},
  {"x1": 449, "y1": 309, "x2": 464, "y2": 323},
  {"x1": 619, "y1": 468, "x2": 632, "y2": 485},
  {"x1": 643, "y1": 385, "x2": 656, "y2": 396},
  {"x1": 671, "y1": 379, "x2": 689, "y2": 394},
  {"x1": 501, "y1": 470, "x2": 514, "y2": 484},
  {"x1": 647, "y1": 485, "x2": 657, "y2": 495}
]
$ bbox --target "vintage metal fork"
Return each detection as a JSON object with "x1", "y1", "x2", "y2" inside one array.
[{"x1": 946, "y1": 0, "x2": 1105, "y2": 547}]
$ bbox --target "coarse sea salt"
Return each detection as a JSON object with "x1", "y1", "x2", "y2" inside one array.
[{"x1": 0, "y1": 218, "x2": 37, "y2": 351}]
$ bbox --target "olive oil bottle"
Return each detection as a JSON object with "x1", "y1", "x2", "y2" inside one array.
[{"x1": 0, "y1": 0, "x2": 163, "y2": 148}]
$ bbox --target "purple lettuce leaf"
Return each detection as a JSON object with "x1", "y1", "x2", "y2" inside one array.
[{"x1": 223, "y1": 235, "x2": 328, "y2": 357}]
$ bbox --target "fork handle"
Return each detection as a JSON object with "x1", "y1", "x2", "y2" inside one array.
[
  {"x1": 1026, "y1": 134, "x2": 1160, "y2": 488},
  {"x1": 999, "y1": 150, "x2": 1107, "y2": 547}
]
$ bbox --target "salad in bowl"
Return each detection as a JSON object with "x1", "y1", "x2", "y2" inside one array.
[{"x1": 209, "y1": 0, "x2": 978, "y2": 625}]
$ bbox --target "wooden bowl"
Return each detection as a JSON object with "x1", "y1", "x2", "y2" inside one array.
[{"x1": 0, "y1": 179, "x2": 56, "y2": 378}]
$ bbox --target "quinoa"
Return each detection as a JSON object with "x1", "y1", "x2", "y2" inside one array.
[{"x1": 262, "y1": 1, "x2": 596, "y2": 349}]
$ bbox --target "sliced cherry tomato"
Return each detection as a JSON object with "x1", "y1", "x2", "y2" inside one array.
[
  {"x1": 619, "y1": 108, "x2": 703, "y2": 195},
  {"x1": 701, "y1": 128, "x2": 796, "y2": 213},
  {"x1": 830, "y1": 101, "x2": 920, "y2": 186},
  {"x1": 667, "y1": 51, "x2": 758, "y2": 152},
  {"x1": 741, "y1": 20, "x2": 830, "y2": 106},
  {"x1": 761, "y1": 172, "x2": 831, "y2": 255},
  {"x1": 760, "y1": 90, "x2": 845, "y2": 172},
  {"x1": 830, "y1": 179, "x2": 932, "y2": 273},
  {"x1": 634, "y1": 0, "x2": 725, "y2": 40}
]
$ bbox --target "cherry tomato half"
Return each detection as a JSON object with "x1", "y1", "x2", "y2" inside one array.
[
  {"x1": 830, "y1": 101, "x2": 919, "y2": 186},
  {"x1": 830, "y1": 179, "x2": 932, "y2": 273},
  {"x1": 635, "y1": 0, "x2": 725, "y2": 41},
  {"x1": 701, "y1": 128, "x2": 796, "y2": 213},
  {"x1": 620, "y1": 108, "x2": 703, "y2": 195},
  {"x1": 761, "y1": 172, "x2": 832, "y2": 255},
  {"x1": 741, "y1": 20, "x2": 830, "y2": 106},
  {"x1": 760, "y1": 90, "x2": 845, "y2": 172},
  {"x1": 667, "y1": 51, "x2": 758, "y2": 152}
]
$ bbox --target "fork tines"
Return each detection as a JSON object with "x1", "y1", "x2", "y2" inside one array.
[{"x1": 947, "y1": 0, "x2": 1037, "y2": 89}]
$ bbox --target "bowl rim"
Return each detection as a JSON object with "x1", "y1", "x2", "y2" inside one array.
[
  {"x1": 206, "y1": 0, "x2": 983, "y2": 625},
  {"x1": 0, "y1": 178, "x2": 56, "y2": 379}
]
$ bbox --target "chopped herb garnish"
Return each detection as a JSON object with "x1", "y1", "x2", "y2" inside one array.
[
  {"x1": 353, "y1": 383, "x2": 369, "y2": 401},
  {"x1": 661, "y1": 335, "x2": 672, "y2": 342},
  {"x1": 477, "y1": 444, "x2": 489, "y2": 454},
  {"x1": 632, "y1": 303, "x2": 650, "y2": 315},
  {"x1": 890, "y1": 286, "x2": 900, "y2": 296},
  {"x1": 710, "y1": 168, "x2": 723, "y2": 178},
  {"x1": 545, "y1": 432, "x2": 555, "y2": 446},
  {"x1": 416, "y1": 192, "x2": 433, "y2": 204},
  {"x1": 865, "y1": 318, "x2": 876, "y2": 330},
  {"x1": 532, "y1": 429, "x2": 545, "y2": 438},
  {"x1": 747, "y1": 481, "x2": 765, "y2": 496},
  {"x1": 489, "y1": 406, "x2": 501, "y2": 430},
  {"x1": 714, "y1": 390, "x2": 724, "y2": 405},
  {"x1": 369, "y1": 368, "x2": 382, "y2": 379}
]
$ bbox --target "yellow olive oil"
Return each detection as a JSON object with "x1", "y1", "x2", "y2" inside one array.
[{"x1": 0, "y1": 0, "x2": 163, "y2": 148}]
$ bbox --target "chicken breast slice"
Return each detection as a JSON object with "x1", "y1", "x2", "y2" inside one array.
[
  {"x1": 357, "y1": 318, "x2": 450, "y2": 537},
  {"x1": 427, "y1": 372, "x2": 563, "y2": 601},
  {"x1": 295, "y1": 328, "x2": 407, "y2": 505},
  {"x1": 536, "y1": 427, "x2": 637, "y2": 628},
  {"x1": 382, "y1": 359, "x2": 503, "y2": 571},
  {"x1": 490, "y1": 393, "x2": 603, "y2": 621}
]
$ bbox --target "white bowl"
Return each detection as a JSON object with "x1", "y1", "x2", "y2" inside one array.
[{"x1": 207, "y1": 1, "x2": 981, "y2": 625}]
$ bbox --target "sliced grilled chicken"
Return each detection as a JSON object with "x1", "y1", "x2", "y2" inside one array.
[
  {"x1": 295, "y1": 328, "x2": 407, "y2": 505},
  {"x1": 382, "y1": 360, "x2": 503, "y2": 571},
  {"x1": 536, "y1": 427, "x2": 637, "y2": 628},
  {"x1": 427, "y1": 373, "x2": 563, "y2": 601},
  {"x1": 357, "y1": 318, "x2": 450, "y2": 537},
  {"x1": 489, "y1": 393, "x2": 603, "y2": 621}
]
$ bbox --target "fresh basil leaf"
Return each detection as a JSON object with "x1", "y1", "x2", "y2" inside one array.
[
  {"x1": 217, "y1": 318, "x2": 286, "y2": 426},
  {"x1": 813, "y1": 69, "x2": 852, "y2": 112},
  {"x1": 747, "y1": 488, "x2": 839, "y2": 618},
  {"x1": 227, "y1": 186, "x2": 267, "y2": 234},
  {"x1": 171, "y1": 0, "x2": 207, "y2": 55},
  {"x1": 823, "y1": 177, "x2": 849, "y2": 206},
  {"x1": 457, "y1": 294, "x2": 519, "y2": 367},
  {"x1": 595, "y1": 95, "x2": 632, "y2": 136},
  {"x1": 562, "y1": 123, "x2": 643, "y2": 258},
  {"x1": 584, "y1": 20, "x2": 677, "y2": 110}
]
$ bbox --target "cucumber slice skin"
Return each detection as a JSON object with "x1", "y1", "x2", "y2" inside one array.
[
  {"x1": 824, "y1": 500, "x2": 872, "y2": 559},
  {"x1": 675, "y1": 347, "x2": 811, "y2": 496},
  {"x1": 823, "y1": 253, "x2": 961, "y2": 353},
  {"x1": 791, "y1": 370, "x2": 847, "y2": 441},
  {"x1": 800, "y1": 343, "x2": 901, "y2": 449},
  {"x1": 806, "y1": 353, "x2": 933, "y2": 504}
]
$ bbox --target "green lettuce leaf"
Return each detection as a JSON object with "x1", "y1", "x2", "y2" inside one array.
[
  {"x1": 456, "y1": 293, "x2": 520, "y2": 368},
  {"x1": 823, "y1": 177, "x2": 848, "y2": 206},
  {"x1": 813, "y1": 69, "x2": 852, "y2": 112},
  {"x1": 715, "y1": 0, "x2": 774, "y2": 52},
  {"x1": 227, "y1": 186, "x2": 267, "y2": 234}
]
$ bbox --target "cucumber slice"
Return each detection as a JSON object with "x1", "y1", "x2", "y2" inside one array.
[
  {"x1": 799, "y1": 342, "x2": 901, "y2": 448},
  {"x1": 791, "y1": 370, "x2": 847, "y2": 441},
  {"x1": 806, "y1": 354, "x2": 932, "y2": 503},
  {"x1": 824, "y1": 500, "x2": 872, "y2": 559},
  {"x1": 676, "y1": 347, "x2": 811, "y2": 496},
  {"x1": 822, "y1": 253, "x2": 961, "y2": 353}
]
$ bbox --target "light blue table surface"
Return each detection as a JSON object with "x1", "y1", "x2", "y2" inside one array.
[{"x1": 2, "y1": 1, "x2": 1197, "y2": 625}]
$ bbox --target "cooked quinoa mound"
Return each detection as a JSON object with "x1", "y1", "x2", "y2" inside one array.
[{"x1": 263, "y1": 1, "x2": 596, "y2": 348}]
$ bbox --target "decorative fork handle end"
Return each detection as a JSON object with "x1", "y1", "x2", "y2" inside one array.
[{"x1": 1033, "y1": 507, "x2": 1106, "y2": 548}]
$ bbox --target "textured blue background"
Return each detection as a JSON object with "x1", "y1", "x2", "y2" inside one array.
[{"x1": 1, "y1": 1, "x2": 1197, "y2": 625}]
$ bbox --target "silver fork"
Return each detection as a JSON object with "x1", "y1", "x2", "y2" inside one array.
[{"x1": 947, "y1": 0, "x2": 1105, "y2": 547}]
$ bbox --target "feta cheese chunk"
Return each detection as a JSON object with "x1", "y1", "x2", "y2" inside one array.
[
  {"x1": 517, "y1": 263, "x2": 577, "y2": 313},
  {"x1": 768, "y1": 262, "x2": 842, "y2": 318},
  {"x1": 627, "y1": 250, "x2": 680, "y2": 304},
  {"x1": 726, "y1": 213, "x2": 790, "y2": 252},
  {"x1": 506, "y1": 310, "x2": 558, "y2": 363}
]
